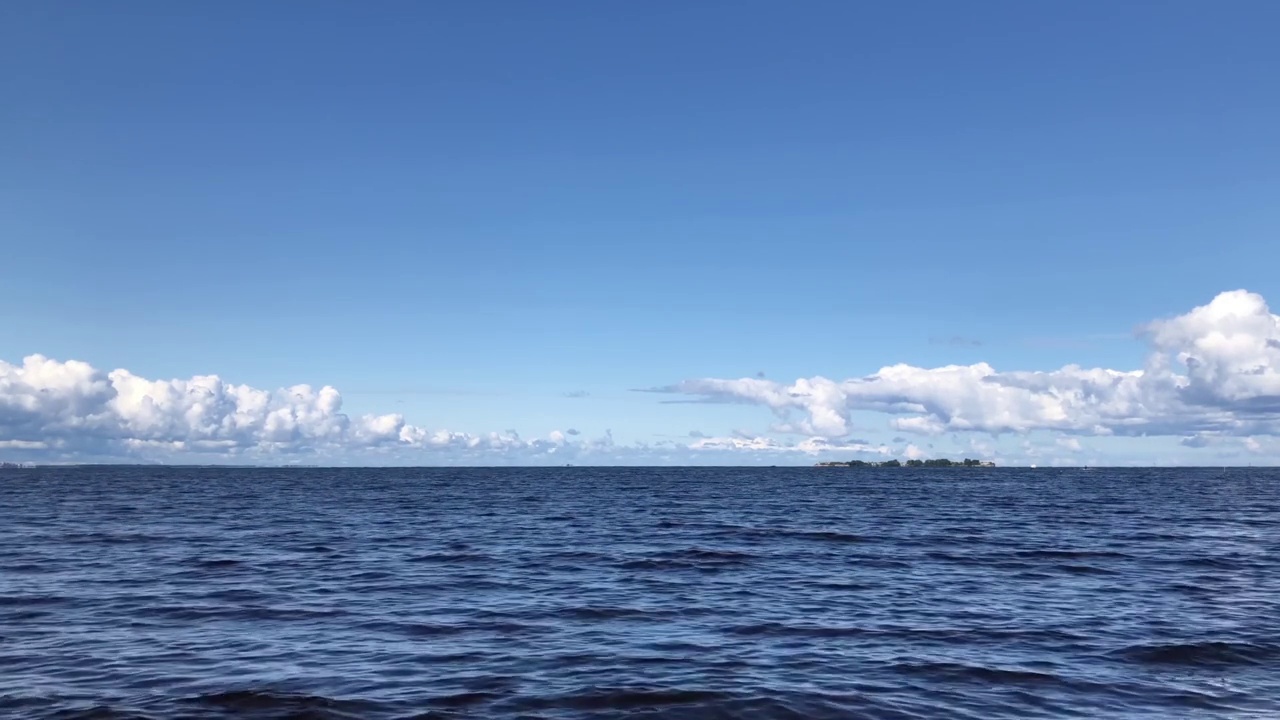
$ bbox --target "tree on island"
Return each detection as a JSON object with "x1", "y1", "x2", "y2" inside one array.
[{"x1": 819, "y1": 457, "x2": 995, "y2": 468}]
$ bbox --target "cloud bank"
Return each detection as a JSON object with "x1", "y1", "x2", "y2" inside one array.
[
  {"x1": 0, "y1": 356, "x2": 854, "y2": 464},
  {"x1": 3, "y1": 290, "x2": 1277, "y2": 464},
  {"x1": 652, "y1": 290, "x2": 1280, "y2": 445},
  {"x1": 0, "y1": 356, "x2": 588, "y2": 462}
]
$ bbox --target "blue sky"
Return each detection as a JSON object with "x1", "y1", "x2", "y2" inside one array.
[{"x1": 3, "y1": 1, "x2": 1280, "y2": 465}]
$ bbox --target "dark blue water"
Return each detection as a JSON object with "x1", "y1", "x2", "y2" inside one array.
[{"x1": 1, "y1": 467, "x2": 1277, "y2": 719}]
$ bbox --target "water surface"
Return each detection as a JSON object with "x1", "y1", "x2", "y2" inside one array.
[{"x1": 1, "y1": 466, "x2": 1277, "y2": 719}]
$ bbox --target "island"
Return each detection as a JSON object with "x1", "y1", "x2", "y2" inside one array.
[{"x1": 816, "y1": 458, "x2": 995, "y2": 468}]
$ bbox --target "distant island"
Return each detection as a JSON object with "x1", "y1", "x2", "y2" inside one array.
[{"x1": 816, "y1": 458, "x2": 995, "y2": 468}]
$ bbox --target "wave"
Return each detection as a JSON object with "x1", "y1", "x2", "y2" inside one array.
[
  {"x1": 1109, "y1": 640, "x2": 1280, "y2": 667},
  {"x1": 406, "y1": 552, "x2": 494, "y2": 564},
  {"x1": 190, "y1": 558, "x2": 245, "y2": 570},
  {"x1": 37, "y1": 707, "x2": 150, "y2": 719},
  {"x1": 186, "y1": 690, "x2": 384, "y2": 719},
  {"x1": 1054, "y1": 563, "x2": 1119, "y2": 575},
  {"x1": 709, "y1": 526, "x2": 866, "y2": 544},
  {"x1": 888, "y1": 660, "x2": 1067, "y2": 685},
  {"x1": 549, "y1": 606, "x2": 674, "y2": 621},
  {"x1": 651, "y1": 548, "x2": 756, "y2": 563},
  {"x1": 358, "y1": 619, "x2": 551, "y2": 638},
  {"x1": 515, "y1": 687, "x2": 732, "y2": 712},
  {"x1": 1013, "y1": 549, "x2": 1133, "y2": 560},
  {"x1": 617, "y1": 547, "x2": 756, "y2": 571}
]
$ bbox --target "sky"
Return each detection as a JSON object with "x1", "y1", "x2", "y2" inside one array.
[{"x1": 2, "y1": 1, "x2": 1280, "y2": 466}]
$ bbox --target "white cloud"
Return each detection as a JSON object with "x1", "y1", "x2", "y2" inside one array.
[
  {"x1": 1056, "y1": 437, "x2": 1083, "y2": 452},
  {"x1": 7, "y1": 290, "x2": 1280, "y2": 465},
  {"x1": 0, "y1": 354, "x2": 603, "y2": 463},
  {"x1": 657, "y1": 290, "x2": 1280, "y2": 442},
  {"x1": 688, "y1": 434, "x2": 892, "y2": 456}
]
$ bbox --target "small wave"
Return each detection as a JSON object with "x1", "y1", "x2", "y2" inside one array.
[
  {"x1": 1055, "y1": 563, "x2": 1119, "y2": 576},
  {"x1": 725, "y1": 621, "x2": 870, "y2": 638},
  {"x1": 360, "y1": 619, "x2": 549, "y2": 638},
  {"x1": 651, "y1": 548, "x2": 755, "y2": 563},
  {"x1": 188, "y1": 690, "x2": 381, "y2": 718},
  {"x1": 1169, "y1": 556, "x2": 1247, "y2": 569},
  {"x1": 811, "y1": 580, "x2": 874, "y2": 591},
  {"x1": 547, "y1": 549, "x2": 612, "y2": 562},
  {"x1": 40, "y1": 706, "x2": 149, "y2": 719},
  {"x1": 141, "y1": 604, "x2": 346, "y2": 623},
  {"x1": 618, "y1": 548, "x2": 755, "y2": 571},
  {"x1": 617, "y1": 558, "x2": 690, "y2": 571},
  {"x1": 549, "y1": 605, "x2": 695, "y2": 621},
  {"x1": 191, "y1": 558, "x2": 244, "y2": 570},
  {"x1": 60, "y1": 532, "x2": 166, "y2": 546},
  {"x1": 517, "y1": 687, "x2": 731, "y2": 712},
  {"x1": 890, "y1": 660, "x2": 1065, "y2": 685},
  {"x1": 716, "y1": 526, "x2": 866, "y2": 543},
  {"x1": 0, "y1": 562, "x2": 54, "y2": 574},
  {"x1": 0, "y1": 594, "x2": 68, "y2": 607},
  {"x1": 786, "y1": 529, "x2": 866, "y2": 543},
  {"x1": 203, "y1": 588, "x2": 276, "y2": 603},
  {"x1": 424, "y1": 690, "x2": 505, "y2": 708},
  {"x1": 1, "y1": 608, "x2": 52, "y2": 621},
  {"x1": 347, "y1": 570, "x2": 396, "y2": 581},
  {"x1": 406, "y1": 552, "x2": 493, "y2": 564},
  {"x1": 1110, "y1": 640, "x2": 1280, "y2": 667},
  {"x1": 1014, "y1": 549, "x2": 1132, "y2": 560},
  {"x1": 925, "y1": 550, "x2": 979, "y2": 564}
]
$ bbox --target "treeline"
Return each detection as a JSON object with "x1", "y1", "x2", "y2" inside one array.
[{"x1": 817, "y1": 458, "x2": 994, "y2": 468}]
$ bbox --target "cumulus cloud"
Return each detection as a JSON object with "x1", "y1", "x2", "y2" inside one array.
[
  {"x1": 652, "y1": 290, "x2": 1280, "y2": 441},
  {"x1": 0, "y1": 355, "x2": 604, "y2": 462}
]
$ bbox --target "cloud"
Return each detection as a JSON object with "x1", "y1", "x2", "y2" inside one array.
[
  {"x1": 689, "y1": 435, "x2": 892, "y2": 456},
  {"x1": 1055, "y1": 437, "x2": 1083, "y2": 452},
  {"x1": 0, "y1": 354, "x2": 616, "y2": 463},
  {"x1": 653, "y1": 290, "x2": 1280, "y2": 441},
  {"x1": 562, "y1": 390, "x2": 590, "y2": 398},
  {"x1": 9, "y1": 289, "x2": 1280, "y2": 466},
  {"x1": 1, "y1": 356, "x2": 911, "y2": 465}
]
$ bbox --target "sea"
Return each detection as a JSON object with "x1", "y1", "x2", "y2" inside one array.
[{"x1": 1, "y1": 466, "x2": 1277, "y2": 719}]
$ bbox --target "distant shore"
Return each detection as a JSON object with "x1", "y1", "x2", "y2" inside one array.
[{"x1": 816, "y1": 458, "x2": 996, "y2": 468}]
